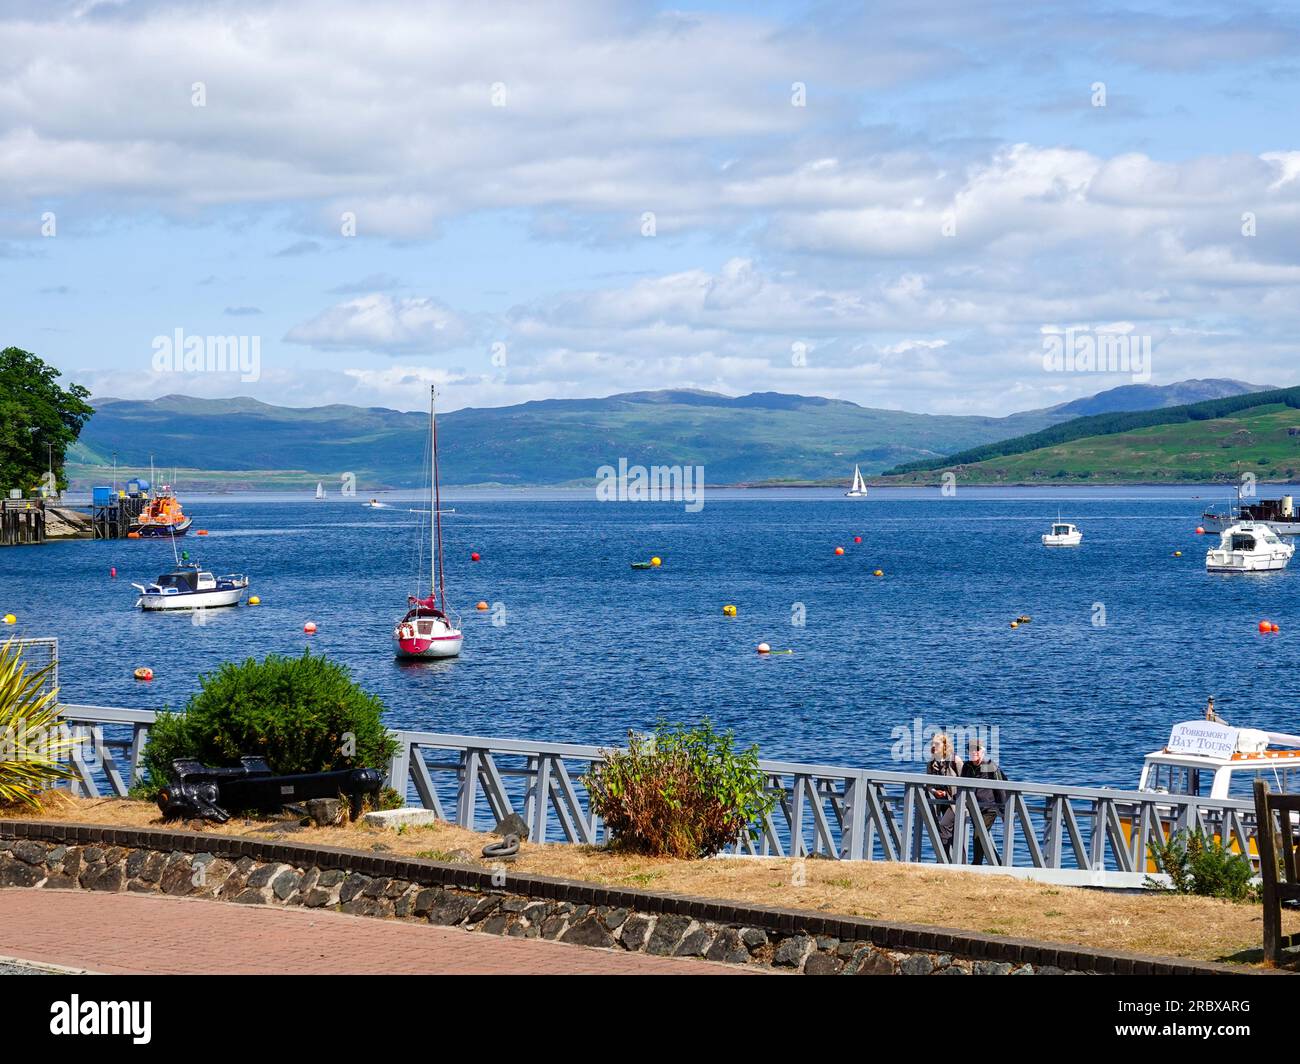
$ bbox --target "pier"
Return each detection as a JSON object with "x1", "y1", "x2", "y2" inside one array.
[
  {"x1": 91, "y1": 492, "x2": 147, "y2": 539},
  {"x1": 0, "y1": 497, "x2": 46, "y2": 546}
]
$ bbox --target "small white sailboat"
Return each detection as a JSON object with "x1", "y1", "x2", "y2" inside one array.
[
  {"x1": 845, "y1": 464, "x2": 868, "y2": 498},
  {"x1": 1042, "y1": 521, "x2": 1082, "y2": 547},
  {"x1": 393, "y1": 386, "x2": 463, "y2": 660},
  {"x1": 315, "y1": 481, "x2": 325, "y2": 500},
  {"x1": 1206, "y1": 522, "x2": 1295, "y2": 572}
]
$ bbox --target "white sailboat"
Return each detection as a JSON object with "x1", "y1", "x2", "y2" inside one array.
[
  {"x1": 845, "y1": 464, "x2": 868, "y2": 498},
  {"x1": 315, "y1": 481, "x2": 325, "y2": 500}
]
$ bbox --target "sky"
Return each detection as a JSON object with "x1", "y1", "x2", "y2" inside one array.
[{"x1": 2, "y1": 0, "x2": 1299, "y2": 415}]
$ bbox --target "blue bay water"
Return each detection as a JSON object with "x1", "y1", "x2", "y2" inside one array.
[{"x1": 2, "y1": 486, "x2": 1296, "y2": 791}]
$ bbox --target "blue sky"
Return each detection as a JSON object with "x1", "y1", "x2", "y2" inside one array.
[{"x1": 3, "y1": 0, "x2": 1299, "y2": 414}]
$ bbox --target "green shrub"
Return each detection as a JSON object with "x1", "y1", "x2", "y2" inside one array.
[
  {"x1": 137, "y1": 651, "x2": 398, "y2": 797},
  {"x1": 1146, "y1": 829, "x2": 1257, "y2": 901},
  {"x1": 584, "y1": 719, "x2": 776, "y2": 859}
]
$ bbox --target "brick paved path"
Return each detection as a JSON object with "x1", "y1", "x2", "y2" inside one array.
[{"x1": 0, "y1": 889, "x2": 753, "y2": 975}]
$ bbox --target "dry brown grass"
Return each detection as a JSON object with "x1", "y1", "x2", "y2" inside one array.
[{"x1": 5, "y1": 795, "x2": 1294, "y2": 967}]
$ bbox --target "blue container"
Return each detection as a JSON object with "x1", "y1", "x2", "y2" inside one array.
[{"x1": 92, "y1": 486, "x2": 113, "y2": 506}]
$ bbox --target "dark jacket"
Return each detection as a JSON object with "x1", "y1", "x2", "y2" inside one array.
[{"x1": 961, "y1": 759, "x2": 1006, "y2": 811}]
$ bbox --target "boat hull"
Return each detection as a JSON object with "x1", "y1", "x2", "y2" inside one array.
[
  {"x1": 1042, "y1": 535, "x2": 1082, "y2": 547},
  {"x1": 1206, "y1": 552, "x2": 1292, "y2": 572},
  {"x1": 133, "y1": 517, "x2": 193, "y2": 538},
  {"x1": 1203, "y1": 514, "x2": 1300, "y2": 536},
  {"x1": 394, "y1": 632, "x2": 463, "y2": 658}
]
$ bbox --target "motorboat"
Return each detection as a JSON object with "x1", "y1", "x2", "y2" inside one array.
[
  {"x1": 844, "y1": 464, "x2": 868, "y2": 498},
  {"x1": 393, "y1": 386, "x2": 463, "y2": 660},
  {"x1": 1205, "y1": 521, "x2": 1294, "y2": 572},
  {"x1": 1042, "y1": 521, "x2": 1082, "y2": 547},
  {"x1": 133, "y1": 565, "x2": 249, "y2": 610}
]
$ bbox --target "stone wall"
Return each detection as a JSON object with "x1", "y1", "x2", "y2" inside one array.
[{"x1": 0, "y1": 821, "x2": 1245, "y2": 976}]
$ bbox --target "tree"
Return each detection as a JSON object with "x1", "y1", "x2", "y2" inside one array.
[{"x1": 0, "y1": 348, "x2": 93, "y2": 494}]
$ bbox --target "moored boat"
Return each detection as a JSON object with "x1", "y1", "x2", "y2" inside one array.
[
  {"x1": 1202, "y1": 493, "x2": 1300, "y2": 536},
  {"x1": 1205, "y1": 521, "x2": 1294, "y2": 572},
  {"x1": 1123, "y1": 716, "x2": 1300, "y2": 871},
  {"x1": 132, "y1": 565, "x2": 249, "y2": 610},
  {"x1": 393, "y1": 386, "x2": 463, "y2": 660},
  {"x1": 131, "y1": 489, "x2": 192, "y2": 537},
  {"x1": 1042, "y1": 521, "x2": 1082, "y2": 547}
]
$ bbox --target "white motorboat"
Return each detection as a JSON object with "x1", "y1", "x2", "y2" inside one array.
[
  {"x1": 393, "y1": 386, "x2": 463, "y2": 660},
  {"x1": 133, "y1": 565, "x2": 249, "y2": 610},
  {"x1": 844, "y1": 464, "x2": 868, "y2": 497},
  {"x1": 1042, "y1": 521, "x2": 1082, "y2": 547},
  {"x1": 1205, "y1": 521, "x2": 1295, "y2": 572}
]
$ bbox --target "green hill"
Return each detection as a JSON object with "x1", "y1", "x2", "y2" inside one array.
[
  {"x1": 62, "y1": 380, "x2": 1278, "y2": 490},
  {"x1": 881, "y1": 402, "x2": 1300, "y2": 485},
  {"x1": 66, "y1": 389, "x2": 1070, "y2": 489}
]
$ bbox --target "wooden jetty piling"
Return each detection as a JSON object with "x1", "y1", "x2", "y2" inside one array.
[{"x1": 0, "y1": 497, "x2": 46, "y2": 546}]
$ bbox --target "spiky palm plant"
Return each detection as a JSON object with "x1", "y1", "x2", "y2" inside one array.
[{"x1": 0, "y1": 639, "x2": 77, "y2": 808}]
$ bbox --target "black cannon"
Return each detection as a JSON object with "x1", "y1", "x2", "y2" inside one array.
[{"x1": 156, "y1": 756, "x2": 383, "y2": 823}]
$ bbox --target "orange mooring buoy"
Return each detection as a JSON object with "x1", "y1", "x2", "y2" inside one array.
[
  {"x1": 304, "y1": 621, "x2": 318, "y2": 634},
  {"x1": 476, "y1": 601, "x2": 489, "y2": 610},
  {"x1": 1259, "y1": 619, "x2": 1273, "y2": 633},
  {"x1": 834, "y1": 546, "x2": 845, "y2": 555}
]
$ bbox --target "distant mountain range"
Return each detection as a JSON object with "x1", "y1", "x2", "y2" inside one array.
[{"x1": 65, "y1": 378, "x2": 1273, "y2": 489}]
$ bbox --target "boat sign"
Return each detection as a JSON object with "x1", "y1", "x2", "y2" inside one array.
[{"x1": 1167, "y1": 720, "x2": 1238, "y2": 759}]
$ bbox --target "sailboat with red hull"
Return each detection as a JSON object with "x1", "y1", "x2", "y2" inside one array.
[{"x1": 393, "y1": 386, "x2": 463, "y2": 659}]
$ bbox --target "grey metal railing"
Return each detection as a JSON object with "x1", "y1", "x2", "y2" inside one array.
[{"x1": 51, "y1": 704, "x2": 1260, "y2": 885}]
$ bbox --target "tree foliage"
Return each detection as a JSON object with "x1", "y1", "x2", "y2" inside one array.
[{"x1": 0, "y1": 347, "x2": 94, "y2": 494}]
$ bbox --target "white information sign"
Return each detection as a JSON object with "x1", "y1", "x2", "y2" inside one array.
[{"x1": 1167, "y1": 721, "x2": 1238, "y2": 759}]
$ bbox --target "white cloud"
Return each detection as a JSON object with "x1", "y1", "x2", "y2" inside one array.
[{"x1": 285, "y1": 294, "x2": 472, "y2": 353}]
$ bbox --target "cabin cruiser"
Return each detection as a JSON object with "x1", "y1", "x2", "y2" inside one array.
[
  {"x1": 1205, "y1": 521, "x2": 1294, "y2": 572},
  {"x1": 1042, "y1": 522, "x2": 1082, "y2": 547},
  {"x1": 132, "y1": 565, "x2": 249, "y2": 610},
  {"x1": 1202, "y1": 494, "x2": 1300, "y2": 536}
]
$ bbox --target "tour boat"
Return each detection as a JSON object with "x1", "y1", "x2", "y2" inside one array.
[
  {"x1": 1205, "y1": 521, "x2": 1295, "y2": 572},
  {"x1": 1124, "y1": 717, "x2": 1300, "y2": 871},
  {"x1": 1042, "y1": 521, "x2": 1082, "y2": 547},
  {"x1": 132, "y1": 565, "x2": 249, "y2": 610},
  {"x1": 844, "y1": 464, "x2": 868, "y2": 498},
  {"x1": 1202, "y1": 493, "x2": 1300, "y2": 536},
  {"x1": 393, "y1": 386, "x2": 463, "y2": 660}
]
